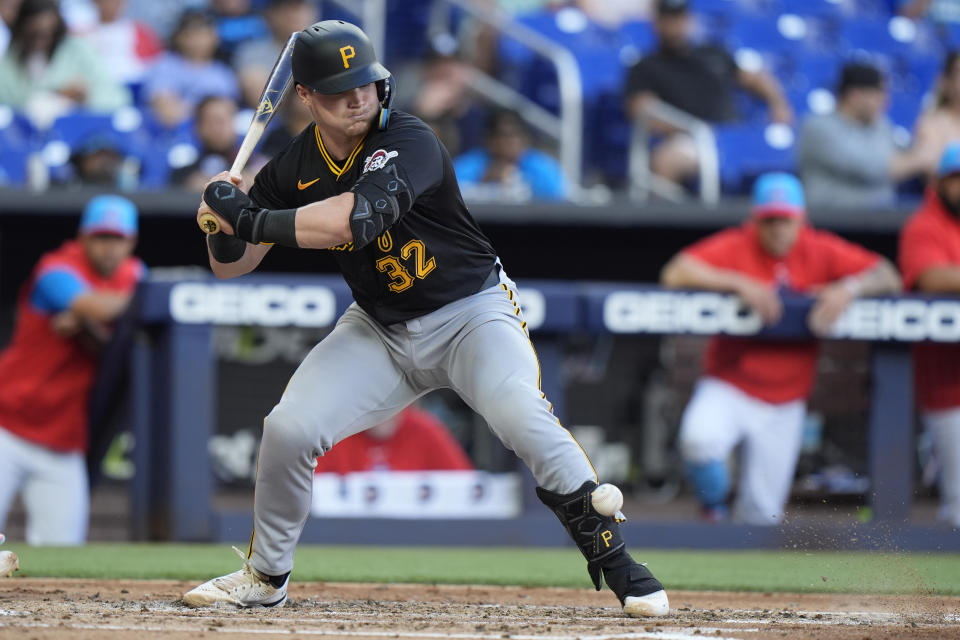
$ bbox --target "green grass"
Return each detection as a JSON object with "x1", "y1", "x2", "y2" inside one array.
[{"x1": 4, "y1": 544, "x2": 960, "y2": 595}]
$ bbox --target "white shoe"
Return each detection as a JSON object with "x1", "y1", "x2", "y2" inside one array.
[
  {"x1": 623, "y1": 589, "x2": 670, "y2": 617},
  {"x1": 182, "y1": 547, "x2": 288, "y2": 608}
]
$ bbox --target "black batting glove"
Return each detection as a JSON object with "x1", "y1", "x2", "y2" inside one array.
[{"x1": 203, "y1": 181, "x2": 299, "y2": 247}]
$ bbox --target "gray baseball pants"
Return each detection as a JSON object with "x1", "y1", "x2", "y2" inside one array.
[{"x1": 250, "y1": 268, "x2": 597, "y2": 575}]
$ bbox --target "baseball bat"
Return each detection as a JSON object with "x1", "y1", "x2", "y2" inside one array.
[{"x1": 199, "y1": 32, "x2": 299, "y2": 234}]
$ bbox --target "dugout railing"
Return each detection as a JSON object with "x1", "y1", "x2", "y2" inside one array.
[{"x1": 128, "y1": 274, "x2": 960, "y2": 550}]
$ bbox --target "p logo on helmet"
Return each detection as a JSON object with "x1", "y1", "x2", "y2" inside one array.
[
  {"x1": 339, "y1": 45, "x2": 355, "y2": 69},
  {"x1": 292, "y1": 20, "x2": 395, "y2": 129}
]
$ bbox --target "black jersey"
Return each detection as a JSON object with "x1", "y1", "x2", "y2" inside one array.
[{"x1": 249, "y1": 110, "x2": 498, "y2": 325}]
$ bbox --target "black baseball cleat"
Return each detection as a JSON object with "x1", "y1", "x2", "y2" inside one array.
[
  {"x1": 602, "y1": 552, "x2": 669, "y2": 617},
  {"x1": 537, "y1": 481, "x2": 670, "y2": 617}
]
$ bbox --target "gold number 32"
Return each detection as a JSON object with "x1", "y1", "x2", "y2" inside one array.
[{"x1": 375, "y1": 239, "x2": 437, "y2": 293}]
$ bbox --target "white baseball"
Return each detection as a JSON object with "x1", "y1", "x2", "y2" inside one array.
[
  {"x1": 591, "y1": 483, "x2": 624, "y2": 516},
  {"x1": 0, "y1": 550, "x2": 18, "y2": 578}
]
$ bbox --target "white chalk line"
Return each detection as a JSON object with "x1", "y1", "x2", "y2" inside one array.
[{"x1": 0, "y1": 621, "x2": 745, "y2": 640}]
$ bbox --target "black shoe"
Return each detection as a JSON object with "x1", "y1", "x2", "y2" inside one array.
[{"x1": 602, "y1": 553, "x2": 669, "y2": 617}]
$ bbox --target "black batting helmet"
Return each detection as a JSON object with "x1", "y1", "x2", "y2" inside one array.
[{"x1": 292, "y1": 20, "x2": 390, "y2": 95}]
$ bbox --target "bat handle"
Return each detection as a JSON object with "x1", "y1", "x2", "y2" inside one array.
[{"x1": 199, "y1": 212, "x2": 221, "y2": 235}]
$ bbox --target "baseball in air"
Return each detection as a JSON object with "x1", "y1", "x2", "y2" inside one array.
[
  {"x1": 591, "y1": 483, "x2": 624, "y2": 516},
  {"x1": 0, "y1": 550, "x2": 18, "y2": 578}
]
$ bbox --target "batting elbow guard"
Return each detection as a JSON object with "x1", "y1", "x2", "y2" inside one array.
[
  {"x1": 203, "y1": 181, "x2": 299, "y2": 247},
  {"x1": 537, "y1": 481, "x2": 626, "y2": 591},
  {"x1": 348, "y1": 164, "x2": 412, "y2": 249}
]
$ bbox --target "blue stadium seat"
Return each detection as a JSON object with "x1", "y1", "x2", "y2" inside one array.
[
  {"x1": 0, "y1": 144, "x2": 30, "y2": 186},
  {"x1": 499, "y1": 9, "x2": 624, "y2": 107},
  {"x1": 587, "y1": 91, "x2": 631, "y2": 184},
  {"x1": 690, "y1": 0, "x2": 757, "y2": 18},
  {"x1": 727, "y1": 13, "x2": 817, "y2": 54},
  {"x1": 789, "y1": 53, "x2": 840, "y2": 92},
  {"x1": 0, "y1": 105, "x2": 36, "y2": 142},
  {"x1": 619, "y1": 20, "x2": 657, "y2": 56},
  {"x1": 384, "y1": 0, "x2": 432, "y2": 64},
  {"x1": 773, "y1": 0, "x2": 850, "y2": 19},
  {"x1": 841, "y1": 16, "x2": 942, "y2": 61},
  {"x1": 887, "y1": 91, "x2": 921, "y2": 129},
  {"x1": 715, "y1": 124, "x2": 797, "y2": 192}
]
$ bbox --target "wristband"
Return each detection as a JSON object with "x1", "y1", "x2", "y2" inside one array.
[{"x1": 203, "y1": 181, "x2": 299, "y2": 247}]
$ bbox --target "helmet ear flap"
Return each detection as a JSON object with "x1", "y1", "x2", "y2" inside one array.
[{"x1": 376, "y1": 76, "x2": 395, "y2": 130}]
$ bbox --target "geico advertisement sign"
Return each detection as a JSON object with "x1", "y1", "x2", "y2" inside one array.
[
  {"x1": 170, "y1": 283, "x2": 337, "y2": 326},
  {"x1": 830, "y1": 299, "x2": 960, "y2": 342},
  {"x1": 603, "y1": 291, "x2": 762, "y2": 335},
  {"x1": 603, "y1": 291, "x2": 960, "y2": 342}
]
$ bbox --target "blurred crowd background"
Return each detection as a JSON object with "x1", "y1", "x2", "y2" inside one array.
[{"x1": 0, "y1": 0, "x2": 957, "y2": 205}]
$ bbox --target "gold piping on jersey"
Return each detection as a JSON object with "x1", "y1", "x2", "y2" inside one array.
[
  {"x1": 499, "y1": 283, "x2": 599, "y2": 482},
  {"x1": 315, "y1": 125, "x2": 366, "y2": 180}
]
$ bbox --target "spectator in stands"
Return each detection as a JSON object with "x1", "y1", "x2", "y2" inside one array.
[
  {"x1": 898, "y1": 142, "x2": 960, "y2": 528},
  {"x1": 121, "y1": 0, "x2": 206, "y2": 40},
  {"x1": 0, "y1": 0, "x2": 130, "y2": 129},
  {"x1": 0, "y1": 0, "x2": 22, "y2": 56},
  {"x1": 0, "y1": 195, "x2": 145, "y2": 545},
  {"x1": 143, "y1": 10, "x2": 239, "y2": 129},
  {"x1": 76, "y1": 0, "x2": 163, "y2": 86},
  {"x1": 260, "y1": 91, "x2": 313, "y2": 157},
  {"x1": 454, "y1": 109, "x2": 570, "y2": 201},
  {"x1": 314, "y1": 406, "x2": 473, "y2": 474},
  {"x1": 65, "y1": 131, "x2": 129, "y2": 188},
  {"x1": 211, "y1": 0, "x2": 268, "y2": 59},
  {"x1": 912, "y1": 51, "x2": 960, "y2": 180},
  {"x1": 799, "y1": 62, "x2": 933, "y2": 209},
  {"x1": 577, "y1": 0, "x2": 652, "y2": 27},
  {"x1": 897, "y1": 0, "x2": 960, "y2": 26},
  {"x1": 624, "y1": 0, "x2": 792, "y2": 185},
  {"x1": 233, "y1": 0, "x2": 316, "y2": 111},
  {"x1": 171, "y1": 95, "x2": 247, "y2": 191},
  {"x1": 396, "y1": 33, "x2": 484, "y2": 157},
  {"x1": 661, "y1": 172, "x2": 900, "y2": 525}
]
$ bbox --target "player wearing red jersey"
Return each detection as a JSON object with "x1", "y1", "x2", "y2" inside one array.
[
  {"x1": 0, "y1": 195, "x2": 143, "y2": 544},
  {"x1": 661, "y1": 172, "x2": 900, "y2": 524},
  {"x1": 899, "y1": 142, "x2": 960, "y2": 527},
  {"x1": 314, "y1": 406, "x2": 472, "y2": 474}
]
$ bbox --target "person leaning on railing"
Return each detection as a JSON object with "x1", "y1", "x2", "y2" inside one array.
[
  {"x1": 899, "y1": 141, "x2": 960, "y2": 528},
  {"x1": 660, "y1": 172, "x2": 901, "y2": 525}
]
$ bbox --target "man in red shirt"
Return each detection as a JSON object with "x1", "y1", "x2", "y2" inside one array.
[
  {"x1": 899, "y1": 142, "x2": 960, "y2": 528},
  {"x1": 661, "y1": 172, "x2": 900, "y2": 524},
  {"x1": 0, "y1": 194, "x2": 144, "y2": 545},
  {"x1": 314, "y1": 405, "x2": 473, "y2": 474}
]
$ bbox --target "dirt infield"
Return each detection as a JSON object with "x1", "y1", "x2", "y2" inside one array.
[{"x1": 0, "y1": 579, "x2": 958, "y2": 639}]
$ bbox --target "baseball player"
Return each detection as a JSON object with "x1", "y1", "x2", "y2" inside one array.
[
  {"x1": 899, "y1": 141, "x2": 960, "y2": 528},
  {"x1": 182, "y1": 20, "x2": 668, "y2": 617},
  {"x1": 0, "y1": 195, "x2": 143, "y2": 545},
  {"x1": 661, "y1": 173, "x2": 900, "y2": 525}
]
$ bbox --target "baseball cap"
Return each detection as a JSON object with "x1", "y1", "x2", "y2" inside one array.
[
  {"x1": 656, "y1": 0, "x2": 689, "y2": 15},
  {"x1": 79, "y1": 194, "x2": 138, "y2": 237},
  {"x1": 751, "y1": 172, "x2": 806, "y2": 219},
  {"x1": 938, "y1": 141, "x2": 960, "y2": 178}
]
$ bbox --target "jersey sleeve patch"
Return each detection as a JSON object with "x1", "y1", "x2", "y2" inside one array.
[{"x1": 362, "y1": 149, "x2": 399, "y2": 173}]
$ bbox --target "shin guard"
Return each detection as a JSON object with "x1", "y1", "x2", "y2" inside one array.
[{"x1": 536, "y1": 480, "x2": 626, "y2": 591}]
